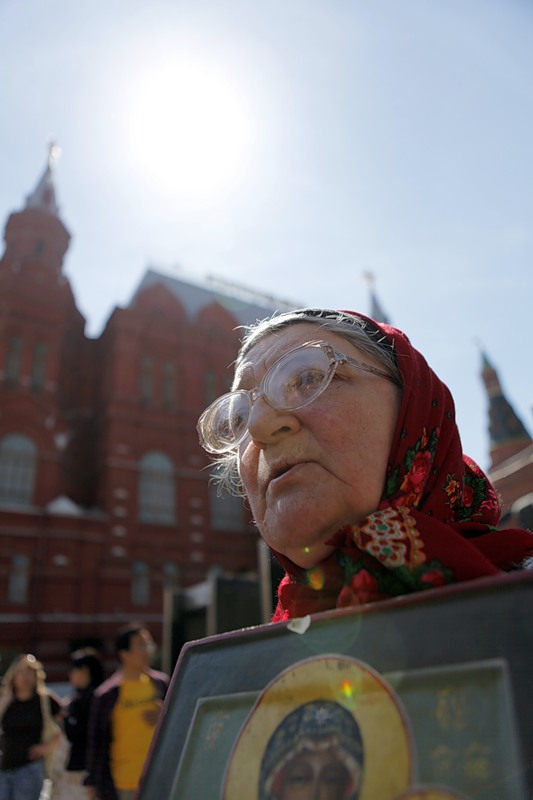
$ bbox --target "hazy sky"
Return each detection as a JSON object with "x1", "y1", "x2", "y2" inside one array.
[{"x1": 1, "y1": 0, "x2": 532, "y2": 471}]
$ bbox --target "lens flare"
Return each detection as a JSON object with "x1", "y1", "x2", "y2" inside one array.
[
  {"x1": 340, "y1": 679, "x2": 354, "y2": 699},
  {"x1": 306, "y1": 566, "x2": 325, "y2": 590},
  {"x1": 335, "y1": 677, "x2": 364, "y2": 714}
]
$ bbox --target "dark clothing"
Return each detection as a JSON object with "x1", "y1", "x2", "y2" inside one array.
[
  {"x1": 85, "y1": 669, "x2": 169, "y2": 800},
  {"x1": 64, "y1": 685, "x2": 95, "y2": 771},
  {"x1": 0, "y1": 694, "x2": 60, "y2": 771}
]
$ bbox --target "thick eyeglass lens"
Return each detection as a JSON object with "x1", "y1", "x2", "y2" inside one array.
[
  {"x1": 200, "y1": 345, "x2": 332, "y2": 453},
  {"x1": 203, "y1": 392, "x2": 251, "y2": 452},
  {"x1": 263, "y1": 345, "x2": 330, "y2": 408}
]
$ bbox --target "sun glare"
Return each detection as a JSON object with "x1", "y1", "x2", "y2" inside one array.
[{"x1": 124, "y1": 56, "x2": 256, "y2": 203}]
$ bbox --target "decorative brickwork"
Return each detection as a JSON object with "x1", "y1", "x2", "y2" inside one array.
[{"x1": 0, "y1": 161, "x2": 275, "y2": 678}]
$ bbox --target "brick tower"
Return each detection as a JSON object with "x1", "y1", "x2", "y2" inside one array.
[
  {"x1": 481, "y1": 351, "x2": 533, "y2": 528},
  {"x1": 0, "y1": 145, "x2": 91, "y2": 509},
  {"x1": 0, "y1": 152, "x2": 286, "y2": 677}
]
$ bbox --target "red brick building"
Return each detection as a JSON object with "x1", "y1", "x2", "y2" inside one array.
[
  {"x1": 1, "y1": 157, "x2": 531, "y2": 679},
  {"x1": 0, "y1": 157, "x2": 283, "y2": 678},
  {"x1": 481, "y1": 353, "x2": 533, "y2": 530}
]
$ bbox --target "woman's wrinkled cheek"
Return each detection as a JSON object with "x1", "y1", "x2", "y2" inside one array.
[{"x1": 238, "y1": 442, "x2": 262, "y2": 510}]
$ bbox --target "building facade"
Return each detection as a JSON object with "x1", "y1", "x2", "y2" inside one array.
[
  {"x1": 0, "y1": 159, "x2": 281, "y2": 678},
  {"x1": 1, "y1": 158, "x2": 531, "y2": 678},
  {"x1": 481, "y1": 352, "x2": 533, "y2": 531}
]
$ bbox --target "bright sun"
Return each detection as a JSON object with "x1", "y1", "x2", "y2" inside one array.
[{"x1": 123, "y1": 56, "x2": 256, "y2": 203}]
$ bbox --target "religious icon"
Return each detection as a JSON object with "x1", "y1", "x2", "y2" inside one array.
[
  {"x1": 137, "y1": 575, "x2": 533, "y2": 800},
  {"x1": 259, "y1": 699, "x2": 363, "y2": 799},
  {"x1": 222, "y1": 655, "x2": 414, "y2": 800}
]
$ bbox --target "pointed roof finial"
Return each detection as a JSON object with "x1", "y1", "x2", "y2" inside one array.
[
  {"x1": 25, "y1": 139, "x2": 61, "y2": 216},
  {"x1": 473, "y1": 337, "x2": 494, "y2": 372},
  {"x1": 479, "y1": 347, "x2": 532, "y2": 466},
  {"x1": 362, "y1": 271, "x2": 391, "y2": 324},
  {"x1": 47, "y1": 137, "x2": 62, "y2": 169}
]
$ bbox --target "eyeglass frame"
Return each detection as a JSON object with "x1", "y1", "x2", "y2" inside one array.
[{"x1": 197, "y1": 339, "x2": 401, "y2": 454}]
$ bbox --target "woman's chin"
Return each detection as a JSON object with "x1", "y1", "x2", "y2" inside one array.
[
  {"x1": 291, "y1": 549, "x2": 335, "y2": 570},
  {"x1": 270, "y1": 538, "x2": 336, "y2": 570},
  {"x1": 258, "y1": 510, "x2": 342, "y2": 568}
]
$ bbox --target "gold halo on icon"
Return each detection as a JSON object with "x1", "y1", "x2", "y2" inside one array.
[
  {"x1": 394, "y1": 786, "x2": 466, "y2": 800},
  {"x1": 222, "y1": 655, "x2": 414, "y2": 800},
  {"x1": 394, "y1": 790, "x2": 468, "y2": 800}
]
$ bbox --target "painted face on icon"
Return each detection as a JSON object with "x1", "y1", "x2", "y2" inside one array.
[
  {"x1": 276, "y1": 749, "x2": 354, "y2": 800},
  {"x1": 235, "y1": 324, "x2": 400, "y2": 568}
]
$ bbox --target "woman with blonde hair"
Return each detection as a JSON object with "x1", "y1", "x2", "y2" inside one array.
[{"x1": 0, "y1": 653, "x2": 62, "y2": 800}]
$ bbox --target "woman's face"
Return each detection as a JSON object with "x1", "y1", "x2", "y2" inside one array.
[
  {"x1": 277, "y1": 749, "x2": 354, "y2": 800},
  {"x1": 12, "y1": 664, "x2": 37, "y2": 694},
  {"x1": 236, "y1": 324, "x2": 400, "y2": 568},
  {"x1": 69, "y1": 664, "x2": 91, "y2": 690}
]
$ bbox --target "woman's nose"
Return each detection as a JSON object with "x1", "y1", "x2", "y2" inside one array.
[{"x1": 246, "y1": 395, "x2": 301, "y2": 446}]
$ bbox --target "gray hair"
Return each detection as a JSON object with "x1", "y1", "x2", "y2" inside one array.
[{"x1": 213, "y1": 308, "x2": 402, "y2": 495}]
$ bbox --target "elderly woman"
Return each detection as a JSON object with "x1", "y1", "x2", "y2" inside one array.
[
  {"x1": 0, "y1": 653, "x2": 62, "y2": 800},
  {"x1": 198, "y1": 308, "x2": 533, "y2": 620}
]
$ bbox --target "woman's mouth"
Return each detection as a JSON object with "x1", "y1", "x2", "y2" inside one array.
[{"x1": 268, "y1": 461, "x2": 313, "y2": 487}]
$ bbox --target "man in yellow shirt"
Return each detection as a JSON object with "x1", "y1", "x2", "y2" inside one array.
[{"x1": 85, "y1": 622, "x2": 169, "y2": 800}]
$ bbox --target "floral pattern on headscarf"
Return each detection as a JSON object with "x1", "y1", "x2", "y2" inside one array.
[{"x1": 272, "y1": 313, "x2": 533, "y2": 621}]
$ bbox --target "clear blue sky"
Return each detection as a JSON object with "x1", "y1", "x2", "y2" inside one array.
[{"x1": 1, "y1": 0, "x2": 532, "y2": 471}]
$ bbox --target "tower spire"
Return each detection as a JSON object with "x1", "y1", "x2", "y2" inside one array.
[
  {"x1": 25, "y1": 139, "x2": 62, "y2": 216},
  {"x1": 480, "y1": 346, "x2": 532, "y2": 468},
  {"x1": 362, "y1": 272, "x2": 391, "y2": 324},
  {"x1": 1, "y1": 142, "x2": 70, "y2": 274}
]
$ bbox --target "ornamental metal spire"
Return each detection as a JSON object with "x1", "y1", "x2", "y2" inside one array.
[
  {"x1": 47, "y1": 138, "x2": 62, "y2": 167},
  {"x1": 25, "y1": 139, "x2": 62, "y2": 216},
  {"x1": 362, "y1": 271, "x2": 391, "y2": 324}
]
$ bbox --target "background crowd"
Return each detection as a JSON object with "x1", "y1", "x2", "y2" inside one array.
[{"x1": 0, "y1": 622, "x2": 169, "y2": 800}]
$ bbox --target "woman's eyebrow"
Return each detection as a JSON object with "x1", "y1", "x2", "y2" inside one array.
[
  {"x1": 234, "y1": 348, "x2": 278, "y2": 387},
  {"x1": 233, "y1": 361, "x2": 256, "y2": 389},
  {"x1": 235, "y1": 339, "x2": 321, "y2": 388}
]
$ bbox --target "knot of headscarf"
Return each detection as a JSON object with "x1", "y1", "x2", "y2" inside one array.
[{"x1": 272, "y1": 315, "x2": 533, "y2": 622}]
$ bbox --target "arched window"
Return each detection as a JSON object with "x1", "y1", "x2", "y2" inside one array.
[
  {"x1": 30, "y1": 342, "x2": 48, "y2": 392},
  {"x1": 163, "y1": 562, "x2": 178, "y2": 589},
  {"x1": 132, "y1": 561, "x2": 150, "y2": 606},
  {"x1": 138, "y1": 452, "x2": 175, "y2": 524},
  {"x1": 162, "y1": 362, "x2": 176, "y2": 409},
  {"x1": 8, "y1": 554, "x2": 30, "y2": 604},
  {"x1": 209, "y1": 482, "x2": 245, "y2": 531},
  {"x1": 0, "y1": 434, "x2": 37, "y2": 506},
  {"x1": 4, "y1": 337, "x2": 23, "y2": 387},
  {"x1": 204, "y1": 369, "x2": 217, "y2": 406},
  {"x1": 139, "y1": 356, "x2": 154, "y2": 405}
]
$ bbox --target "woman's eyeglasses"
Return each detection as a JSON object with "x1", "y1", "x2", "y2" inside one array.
[{"x1": 197, "y1": 340, "x2": 399, "y2": 454}]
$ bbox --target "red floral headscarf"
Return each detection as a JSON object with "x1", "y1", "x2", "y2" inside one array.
[{"x1": 272, "y1": 313, "x2": 533, "y2": 621}]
